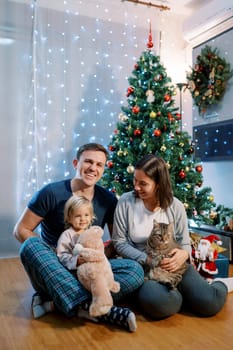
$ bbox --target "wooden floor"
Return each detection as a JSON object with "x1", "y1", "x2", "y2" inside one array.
[{"x1": 1, "y1": 258, "x2": 233, "y2": 350}]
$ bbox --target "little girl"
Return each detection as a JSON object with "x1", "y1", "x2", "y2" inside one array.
[
  {"x1": 56, "y1": 195, "x2": 96, "y2": 269},
  {"x1": 32, "y1": 195, "x2": 137, "y2": 332}
]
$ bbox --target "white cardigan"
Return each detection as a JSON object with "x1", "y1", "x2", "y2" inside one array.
[{"x1": 112, "y1": 191, "x2": 191, "y2": 265}]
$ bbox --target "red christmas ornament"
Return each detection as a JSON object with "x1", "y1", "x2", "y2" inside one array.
[
  {"x1": 108, "y1": 145, "x2": 115, "y2": 152},
  {"x1": 196, "y1": 165, "x2": 203, "y2": 172},
  {"x1": 107, "y1": 160, "x2": 114, "y2": 168},
  {"x1": 146, "y1": 22, "x2": 154, "y2": 49},
  {"x1": 179, "y1": 169, "x2": 186, "y2": 179},
  {"x1": 126, "y1": 86, "x2": 134, "y2": 97},
  {"x1": 132, "y1": 105, "x2": 140, "y2": 114},
  {"x1": 167, "y1": 112, "x2": 174, "y2": 121},
  {"x1": 113, "y1": 129, "x2": 118, "y2": 134},
  {"x1": 134, "y1": 128, "x2": 141, "y2": 136},
  {"x1": 164, "y1": 94, "x2": 171, "y2": 102},
  {"x1": 111, "y1": 188, "x2": 116, "y2": 193},
  {"x1": 134, "y1": 63, "x2": 139, "y2": 70},
  {"x1": 153, "y1": 129, "x2": 161, "y2": 137},
  {"x1": 175, "y1": 113, "x2": 182, "y2": 120}
]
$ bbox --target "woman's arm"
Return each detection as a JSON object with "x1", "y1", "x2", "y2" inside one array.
[{"x1": 112, "y1": 194, "x2": 147, "y2": 264}]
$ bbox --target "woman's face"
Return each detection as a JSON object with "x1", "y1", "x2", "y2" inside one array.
[{"x1": 133, "y1": 169, "x2": 158, "y2": 200}]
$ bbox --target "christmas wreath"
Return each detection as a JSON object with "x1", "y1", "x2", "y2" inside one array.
[{"x1": 186, "y1": 45, "x2": 233, "y2": 115}]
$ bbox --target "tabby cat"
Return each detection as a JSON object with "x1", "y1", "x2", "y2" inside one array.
[{"x1": 146, "y1": 219, "x2": 188, "y2": 289}]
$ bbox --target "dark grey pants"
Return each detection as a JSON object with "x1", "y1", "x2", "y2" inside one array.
[{"x1": 136, "y1": 264, "x2": 227, "y2": 319}]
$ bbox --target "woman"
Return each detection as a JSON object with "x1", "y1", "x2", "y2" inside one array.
[{"x1": 112, "y1": 154, "x2": 233, "y2": 319}]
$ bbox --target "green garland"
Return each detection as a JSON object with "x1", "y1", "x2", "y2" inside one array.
[{"x1": 186, "y1": 45, "x2": 233, "y2": 115}]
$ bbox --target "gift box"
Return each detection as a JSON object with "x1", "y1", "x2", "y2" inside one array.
[{"x1": 215, "y1": 254, "x2": 229, "y2": 278}]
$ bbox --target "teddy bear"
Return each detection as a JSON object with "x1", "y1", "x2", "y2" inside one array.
[{"x1": 73, "y1": 225, "x2": 120, "y2": 317}]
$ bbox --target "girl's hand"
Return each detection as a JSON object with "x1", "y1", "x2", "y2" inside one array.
[{"x1": 160, "y1": 248, "x2": 188, "y2": 272}]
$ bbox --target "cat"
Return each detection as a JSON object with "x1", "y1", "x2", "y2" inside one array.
[{"x1": 146, "y1": 219, "x2": 188, "y2": 289}]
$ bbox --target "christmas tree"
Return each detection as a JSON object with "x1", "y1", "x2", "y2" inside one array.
[{"x1": 101, "y1": 27, "x2": 215, "y2": 225}]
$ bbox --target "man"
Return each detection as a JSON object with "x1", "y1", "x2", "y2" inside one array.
[{"x1": 13, "y1": 143, "x2": 144, "y2": 332}]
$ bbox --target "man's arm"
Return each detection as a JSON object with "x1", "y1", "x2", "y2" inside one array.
[{"x1": 13, "y1": 208, "x2": 44, "y2": 243}]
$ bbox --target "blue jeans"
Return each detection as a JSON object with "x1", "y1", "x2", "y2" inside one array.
[
  {"x1": 136, "y1": 264, "x2": 228, "y2": 319},
  {"x1": 20, "y1": 236, "x2": 144, "y2": 317}
]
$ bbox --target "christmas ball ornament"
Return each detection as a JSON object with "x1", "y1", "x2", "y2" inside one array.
[
  {"x1": 126, "y1": 86, "x2": 134, "y2": 97},
  {"x1": 107, "y1": 160, "x2": 114, "y2": 168},
  {"x1": 132, "y1": 105, "x2": 140, "y2": 114},
  {"x1": 184, "y1": 203, "x2": 189, "y2": 210},
  {"x1": 167, "y1": 112, "x2": 174, "y2": 121},
  {"x1": 164, "y1": 94, "x2": 171, "y2": 102},
  {"x1": 111, "y1": 188, "x2": 116, "y2": 193},
  {"x1": 108, "y1": 145, "x2": 115, "y2": 152},
  {"x1": 127, "y1": 165, "x2": 135, "y2": 174},
  {"x1": 179, "y1": 169, "x2": 186, "y2": 179},
  {"x1": 209, "y1": 194, "x2": 214, "y2": 202},
  {"x1": 195, "y1": 165, "x2": 203, "y2": 172},
  {"x1": 175, "y1": 113, "x2": 182, "y2": 120},
  {"x1": 123, "y1": 150, "x2": 128, "y2": 156},
  {"x1": 149, "y1": 111, "x2": 157, "y2": 118},
  {"x1": 117, "y1": 150, "x2": 124, "y2": 156},
  {"x1": 134, "y1": 128, "x2": 141, "y2": 136},
  {"x1": 153, "y1": 129, "x2": 161, "y2": 137}
]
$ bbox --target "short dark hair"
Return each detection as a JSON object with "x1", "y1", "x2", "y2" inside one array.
[
  {"x1": 135, "y1": 154, "x2": 173, "y2": 209},
  {"x1": 76, "y1": 143, "x2": 109, "y2": 160}
]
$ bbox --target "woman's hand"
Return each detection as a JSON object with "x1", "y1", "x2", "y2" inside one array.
[{"x1": 160, "y1": 248, "x2": 188, "y2": 272}]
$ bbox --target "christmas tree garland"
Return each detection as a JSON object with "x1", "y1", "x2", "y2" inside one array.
[{"x1": 186, "y1": 45, "x2": 233, "y2": 115}]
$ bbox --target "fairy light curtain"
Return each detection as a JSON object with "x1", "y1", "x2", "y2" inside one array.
[{"x1": 15, "y1": 0, "x2": 161, "y2": 214}]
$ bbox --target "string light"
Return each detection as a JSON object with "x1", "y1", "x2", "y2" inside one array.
[{"x1": 16, "y1": 0, "x2": 164, "y2": 213}]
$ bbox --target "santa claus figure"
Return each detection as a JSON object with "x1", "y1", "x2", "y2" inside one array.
[{"x1": 192, "y1": 234, "x2": 222, "y2": 279}]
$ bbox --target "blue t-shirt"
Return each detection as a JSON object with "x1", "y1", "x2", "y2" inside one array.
[{"x1": 28, "y1": 179, "x2": 117, "y2": 246}]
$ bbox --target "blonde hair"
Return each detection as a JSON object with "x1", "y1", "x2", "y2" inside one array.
[{"x1": 64, "y1": 195, "x2": 96, "y2": 228}]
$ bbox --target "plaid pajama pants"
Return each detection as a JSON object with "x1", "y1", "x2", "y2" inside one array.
[{"x1": 20, "y1": 236, "x2": 144, "y2": 317}]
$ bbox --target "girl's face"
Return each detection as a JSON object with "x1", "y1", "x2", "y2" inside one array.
[
  {"x1": 68, "y1": 205, "x2": 92, "y2": 232},
  {"x1": 133, "y1": 169, "x2": 158, "y2": 201}
]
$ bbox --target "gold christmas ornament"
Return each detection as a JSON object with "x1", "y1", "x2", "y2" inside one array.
[{"x1": 127, "y1": 165, "x2": 135, "y2": 174}]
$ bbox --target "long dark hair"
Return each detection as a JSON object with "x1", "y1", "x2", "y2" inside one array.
[{"x1": 134, "y1": 154, "x2": 173, "y2": 209}]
